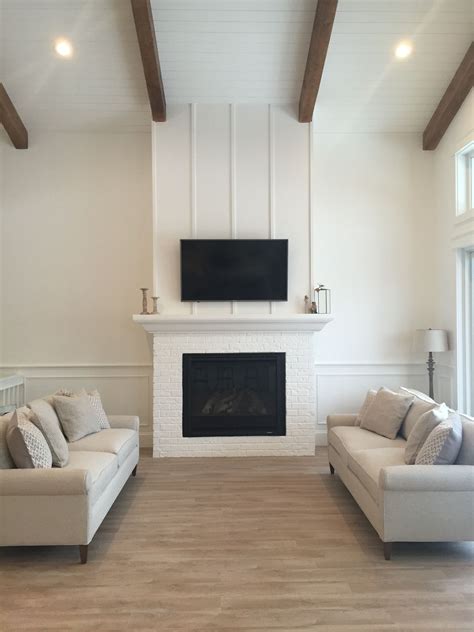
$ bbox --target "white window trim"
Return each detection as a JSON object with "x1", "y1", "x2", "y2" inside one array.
[{"x1": 456, "y1": 247, "x2": 473, "y2": 415}]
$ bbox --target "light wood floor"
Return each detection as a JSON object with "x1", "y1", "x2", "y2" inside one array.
[{"x1": 1, "y1": 449, "x2": 473, "y2": 631}]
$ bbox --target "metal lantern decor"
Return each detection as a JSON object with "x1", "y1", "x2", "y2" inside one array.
[{"x1": 314, "y1": 284, "x2": 331, "y2": 314}]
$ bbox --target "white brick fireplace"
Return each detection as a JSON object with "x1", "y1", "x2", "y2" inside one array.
[{"x1": 134, "y1": 314, "x2": 332, "y2": 457}]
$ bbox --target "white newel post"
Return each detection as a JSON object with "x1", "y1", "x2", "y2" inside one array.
[{"x1": 133, "y1": 314, "x2": 332, "y2": 457}]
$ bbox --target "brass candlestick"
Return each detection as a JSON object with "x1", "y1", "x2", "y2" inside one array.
[
  {"x1": 140, "y1": 288, "x2": 149, "y2": 314},
  {"x1": 151, "y1": 296, "x2": 160, "y2": 315}
]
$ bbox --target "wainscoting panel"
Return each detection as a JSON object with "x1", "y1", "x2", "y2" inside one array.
[
  {"x1": 0, "y1": 365, "x2": 153, "y2": 447},
  {"x1": 314, "y1": 362, "x2": 456, "y2": 446}
]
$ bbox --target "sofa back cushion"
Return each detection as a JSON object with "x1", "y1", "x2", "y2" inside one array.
[
  {"x1": 404, "y1": 404, "x2": 448, "y2": 464},
  {"x1": 360, "y1": 387, "x2": 414, "y2": 440},
  {"x1": 0, "y1": 413, "x2": 15, "y2": 469},
  {"x1": 455, "y1": 413, "x2": 474, "y2": 465},
  {"x1": 399, "y1": 387, "x2": 437, "y2": 439},
  {"x1": 28, "y1": 399, "x2": 69, "y2": 467}
]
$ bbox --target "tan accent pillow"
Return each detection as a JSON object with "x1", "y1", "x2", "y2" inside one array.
[
  {"x1": 53, "y1": 393, "x2": 101, "y2": 442},
  {"x1": 6, "y1": 409, "x2": 53, "y2": 469},
  {"x1": 404, "y1": 404, "x2": 448, "y2": 464},
  {"x1": 398, "y1": 388, "x2": 437, "y2": 439},
  {"x1": 360, "y1": 387, "x2": 414, "y2": 440},
  {"x1": 356, "y1": 389, "x2": 377, "y2": 426},
  {"x1": 0, "y1": 413, "x2": 15, "y2": 469},
  {"x1": 28, "y1": 399, "x2": 69, "y2": 467}
]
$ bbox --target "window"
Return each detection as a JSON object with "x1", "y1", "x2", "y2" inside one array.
[
  {"x1": 455, "y1": 142, "x2": 474, "y2": 216},
  {"x1": 457, "y1": 248, "x2": 473, "y2": 415}
]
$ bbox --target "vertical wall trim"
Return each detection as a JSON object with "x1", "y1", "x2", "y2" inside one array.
[
  {"x1": 151, "y1": 121, "x2": 159, "y2": 296},
  {"x1": 190, "y1": 103, "x2": 197, "y2": 314},
  {"x1": 230, "y1": 103, "x2": 237, "y2": 314},
  {"x1": 308, "y1": 121, "x2": 314, "y2": 299},
  {"x1": 268, "y1": 104, "x2": 275, "y2": 314}
]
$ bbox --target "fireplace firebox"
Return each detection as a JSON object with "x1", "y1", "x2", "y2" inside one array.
[{"x1": 182, "y1": 352, "x2": 286, "y2": 437}]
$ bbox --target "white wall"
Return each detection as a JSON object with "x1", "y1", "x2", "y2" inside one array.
[{"x1": 1, "y1": 131, "x2": 154, "y2": 443}]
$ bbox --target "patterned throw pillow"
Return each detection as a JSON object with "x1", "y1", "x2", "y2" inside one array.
[
  {"x1": 79, "y1": 389, "x2": 110, "y2": 429},
  {"x1": 6, "y1": 409, "x2": 52, "y2": 469},
  {"x1": 415, "y1": 414, "x2": 463, "y2": 465},
  {"x1": 404, "y1": 404, "x2": 448, "y2": 464},
  {"x1": 0, "y1": 413, "x2": 15, "y2": 469}
]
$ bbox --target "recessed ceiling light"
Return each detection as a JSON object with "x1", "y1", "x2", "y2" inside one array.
[
  {"x1": 54, "y1": 38, "x2": 73, "y2": 58},
  {"x1": 395, "y1": 40, "x2": 413, "y2": 60}
]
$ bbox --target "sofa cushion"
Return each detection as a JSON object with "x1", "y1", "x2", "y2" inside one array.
[
  {"x1": 398, "y1": 390, "x2": 438, "y2": 440},
  {"x1": 360, "y1": 387, "x2": 414, "y2": 439},
  {"x1": 28, "y1": 399, "x2": 69, "y2": 467},
  {"x1": 68, "y1": 429, "x2": 137, "y2": 466},
  {"x1": 329, "y1": 426, "x2": 406, "y2": 465},
  {"x1": 456, "y1": 413, "x2": 474, "y2": 465},
  {"x1": 0, "y1": 413, "x2": 15, "y2": 469},
  {"x1": 404, "y1": 404, "x2": 448, "y2": 464},
  {"x1": 348, "y1": 447, "x2": 405, "y2": 503},
  {"x1": 53, "y1": 393, "x2": 101, "y2": 442},
  {"x1": 64, "y1": 450, "x2": 118, "y2": 505}
]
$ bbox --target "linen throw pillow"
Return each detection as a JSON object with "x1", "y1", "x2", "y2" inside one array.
[
  {"x1": 415, "y1": 414, "x2": 463, "y2": 465},
  {"x1": 360, "y1": 387, "x2": 414, "y2": 440},
  {"x1": 28, "y1": 398, "x2": 69, "y2": 467},
  {"x1": 404, "y1": 404, "x2": 448, "y2": 464},
  {"x1": 0, "y1": 413, "x2": 15, "y2": 469},
  {"x1": 356, "y1": 389, "x2": 377, "y2": 426},
  {"x1": 6, "y1": 408, "x2": 53, "y2": 469},
  {"x1": 398, "y1": 389, "x2": 438, "y2": 440},
  {"x1": 455, "y1": 413, "x2": 474, "y2": 465},
  {"x1": 79, "y1": 389, "x2": 110, "y2": 429},
  {"x1": 53, "y1": 393, "x2": 101, "y2": 442}
]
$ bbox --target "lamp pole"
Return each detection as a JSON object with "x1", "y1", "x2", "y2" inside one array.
[{"x1": 427, "y1": 351, "x2": 435, "y2": 399}]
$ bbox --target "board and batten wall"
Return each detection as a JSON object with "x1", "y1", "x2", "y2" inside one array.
[
  {"x1": 152, "y1": 103, "x2": 447, "y2": 439},
  {"x1": 0, "y1": 131, "x2": 154, "y2": 445}
]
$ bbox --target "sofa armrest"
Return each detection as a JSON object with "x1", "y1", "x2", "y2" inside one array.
[
  {"x1": 380, "y1": 465, "x2": 474, "y2": 492},
  {"x1": 327, "y1": 414, "x2": 358, "y2": 431},
  {"x1": 0, "y1": 468, "x2": 91, "y2": 496},
  {"x1": 108, "y1": 415, "x2": 139, "y2": 431}
]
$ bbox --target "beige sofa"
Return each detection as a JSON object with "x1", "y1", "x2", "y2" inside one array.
[
  {"x1": 327, "y1": 391, "x2": 474, "y2": 559},
  {"x1": 0, "y1": 414, "x2": 139, "y2": 564}
]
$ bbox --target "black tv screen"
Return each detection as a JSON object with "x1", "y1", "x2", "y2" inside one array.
[{"x1": 181, "y1": 239, "x2": 288, "y2": 302}]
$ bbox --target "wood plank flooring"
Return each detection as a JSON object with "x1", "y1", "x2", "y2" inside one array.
[{"x1": 1, "y1": 449, "x2": 473, "y2": 631}]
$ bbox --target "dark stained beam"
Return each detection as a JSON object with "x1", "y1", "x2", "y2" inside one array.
[
  {"x1": 131, "y1": 0, "x2": 166, "y2": 122},
  {"x1": 423, "y1": 42, "x2": 473, "y2": 150},
  {"x1": 0, "y1": 83, "x2": 28, "y2": 149},
  {"x1": 298, "y1": 0, "x2": 338, "y2": 123}
]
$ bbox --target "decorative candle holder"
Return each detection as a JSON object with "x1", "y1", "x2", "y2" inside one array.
[
  {"x1": 314, "y1": 284, "x2": 331, "y2": 314},
  {"x1": 151, "y1": 296, "x2": 160, "y2": 315},
  {"x1": 140, "y1": 288, "x2": 149, "y2": 315}
]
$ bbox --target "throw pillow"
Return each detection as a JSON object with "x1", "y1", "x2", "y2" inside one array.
[
  {"x1": 79, "y1": 389, "x2": 110, "y2": 429},
  {"x1": 53, "y1": 393, "x2": 101, "y2": 442},
  {"x1": 0, "y1": 413, "x2": 15, "y2": 469},
  {"x1": 415, "y1": 414, "x2": 463, "y2": 465},
  {"x1": 356, "y1": 389, "x2": 377, "y2": 426},
  {"x1": 6, "y1": 408, "x2": 53, "y2": 469},
  {"x1": 455, "y1": 413, "x2": 474, "y2": 465},
  {"x1": 28, "y1": 398, "x2": 69, "y2": 467},
  {"x1": 360, "y1": 387, "x2": 414, "y2": 440},
  {"x1": 404, "y1": 404, "x2": 448, "y2": 464},
  {"x1": 398, "y1": 389, "x2": 437, "y2": 440}
]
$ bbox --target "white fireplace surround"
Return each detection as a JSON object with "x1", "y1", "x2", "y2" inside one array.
[{"x1": 134, "y1": 314, "x2": 332, "y2": 457}]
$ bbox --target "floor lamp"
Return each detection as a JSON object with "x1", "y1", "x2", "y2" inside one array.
[{"x1": 414, "y1": 329, "x2": 449, "y2": 400}]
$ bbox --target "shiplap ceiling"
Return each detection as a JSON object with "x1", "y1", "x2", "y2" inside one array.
[{"x1": 0, "y1": 0, "x2": 472, "y2": 133}]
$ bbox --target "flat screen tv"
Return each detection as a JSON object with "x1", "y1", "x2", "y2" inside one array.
[{"x1": 180, "y1": 239, "x2": 288, "y2": 302}]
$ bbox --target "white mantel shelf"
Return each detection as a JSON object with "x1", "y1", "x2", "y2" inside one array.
[{"x1": 133, "y1": 313, "x2": 333, "y2": 333}]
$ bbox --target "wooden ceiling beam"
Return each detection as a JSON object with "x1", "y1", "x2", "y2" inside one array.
[
  {"x1": 131, "y1": 0, "x2": 166, "y2": 122},
  {"x1": 423, "y1": 42, "x2": 473, "y2": 150},
  {"x1": 0, "y1": 83, "x2": 28, "y2": 149},
  {"x1": 298, "y1": 0, "x2": 338, "y2": 123}
]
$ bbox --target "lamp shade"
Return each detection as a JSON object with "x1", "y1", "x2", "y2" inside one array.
[{"x1": 414, "y1": 329, "x2": 449, "y2": 352}]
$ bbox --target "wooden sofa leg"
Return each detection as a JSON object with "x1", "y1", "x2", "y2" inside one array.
[
  {"x1": 329, "y1": 463, "x2": 334, "y2": 475},
  {"x1": 132, "y1": 465, "x2": 138, "y2": 477},
  {"x1": 79, "y1": 545, "x2": 88, "y2": 564},
  {"x1": 383, "y1": 542, "x2": 392, "y2": 561}
]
